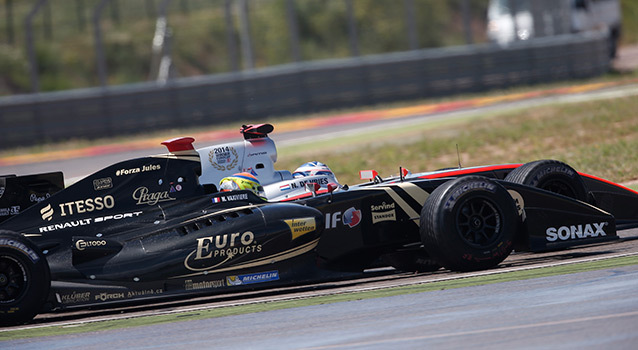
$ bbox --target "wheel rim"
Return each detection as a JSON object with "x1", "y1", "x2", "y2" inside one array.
[
  {"x1": 539, "y1": 178, "x2": 577, "y2": 198},
  {"x1": 455, "y1": 197, "x2": 502, "y2": 248},
  {"x1": 0, "y1": 256, "x2": 28, "y2": 303}
]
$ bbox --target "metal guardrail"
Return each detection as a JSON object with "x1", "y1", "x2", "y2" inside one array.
[{"x1": 0, "y1": 30, "x2": 610, "y2": 149}]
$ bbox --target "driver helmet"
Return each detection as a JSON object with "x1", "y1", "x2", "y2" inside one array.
[
  {"x1": 219, "y1": 172, "x2": 266, "y2": 200},
  {"x1": 293, "y1": 161, "x2": 339, "y2": 183}
]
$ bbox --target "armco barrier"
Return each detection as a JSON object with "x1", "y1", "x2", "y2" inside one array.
[{"x1": 0, "y1": 30, "x2": 610, "y2": 149}]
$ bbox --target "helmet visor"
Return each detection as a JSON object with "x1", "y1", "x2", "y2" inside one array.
[{"x1": 219, "y1": 179, "x2": 240, "y2": 191}]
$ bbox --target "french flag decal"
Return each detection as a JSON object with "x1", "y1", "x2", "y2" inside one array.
[
  {"x1": 279, "y1": 184, "x2": 291, "y2": 191},
  {"x1": 212, "y1": 197, "x2": 222, "y2": 203}
]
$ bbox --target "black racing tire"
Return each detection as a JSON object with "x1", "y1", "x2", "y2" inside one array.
[
  {"x1": 0, "y1": 231, "x2": 50, "y2": 326},
  {"x1": 504, "y1": 160, "x2": 588, "y2": 202},
  {"x1": 420, "y1": 176, "x2": 518, "y2": 272},
  {"x1": 381, "y1": 250, "x2": 441, "y2": 273}
]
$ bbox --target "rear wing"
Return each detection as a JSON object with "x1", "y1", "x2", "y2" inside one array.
[{"x1": 0, "y1": 172, "x2": 64, "y2": 224}]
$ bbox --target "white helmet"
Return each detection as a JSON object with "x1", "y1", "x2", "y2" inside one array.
[
  {"x1": 263, "y1": 161, "x2": 339, "y2": 201},
  {"x1": 293, "y1": 161, "x2": 336, "y2": 179}
]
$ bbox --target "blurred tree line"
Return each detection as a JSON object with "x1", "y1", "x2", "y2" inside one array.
[
  {"x1": 0, "y1": 0, "x2": 492, "y2": 95},
  {"x1": 2, "y1": 0, "x2": 635, "y2": 96}
]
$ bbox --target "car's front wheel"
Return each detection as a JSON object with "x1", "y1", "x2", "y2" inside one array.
[{"x1": 420, "y1": 176, "x2": 518, "y2": 272}]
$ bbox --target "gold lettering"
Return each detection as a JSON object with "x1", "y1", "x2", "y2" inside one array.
[
  {"x1": 230, "y1": 232, "x2": 240, "y2": 247},
  {"x1": 195, "y1": 237, "x2": 213, "y2": 260}
]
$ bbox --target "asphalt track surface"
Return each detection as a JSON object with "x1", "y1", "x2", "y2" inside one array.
[
  {"x1": 0, "y1": 229, "x2": 638, "y2": 349},
  {"x1": 2, "y1": 229, "x2": 638, "y2": 349}
]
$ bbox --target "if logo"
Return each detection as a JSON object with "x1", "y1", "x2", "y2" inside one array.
[{"x1": 325, "y1": 207, "x2": 361, "y2": 229}]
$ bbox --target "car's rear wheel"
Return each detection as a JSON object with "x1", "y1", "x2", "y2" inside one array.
[
  {"x1": 420, "y1": 176, "x2": 518, "y2": 272},
  {"x1": 504, "y1": 160, "x2": 588, "y2": 202},
  {"x1": 0, "y1": 231, "x2": 50, "y2": 326}
]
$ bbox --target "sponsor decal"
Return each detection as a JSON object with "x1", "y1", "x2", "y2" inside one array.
[
  {"x1": 127, "y1": 289, "x2": 163, "y2": 298},
  {"x1": 169, "y1": 182, "x2": 183, "y2": 193},
  {"x1": 41, "y1": 196, "x2": 116, "y2": 221},
  {"x1": 0, "y1": 238, "x2": 40, "y2": 263},
  {"x1": 41, "y1": 204, "x2": 54, "y2": 221},
  {"x1": 95, "y1": 292, "x2": 125, "y2": 302},
  {"x1": 30, "y1": 193, "x2": 51, "y2": 203},
  {"x1": 209, "y1": 146, "x2": 239, "y2": 171},
  {"x1": 532, "y1": 166, "x2": 575, "y2": 186},
  {"x1": 59, "y1": 195, "x2": 115, "y2": 217},
  {"x1": 39, "y1": 211, "x2": 142, "y2": 233},
  {"x1": 39, "y1": 218, "x2": 92, "y2": 232},
  {"x1": 211, "y1": 193, "x2": 249, "y2": 204},
  {"x1": 445, "y1": 182, "x2": 496, "y2": 209},
  {"x1": 93, "y1": 177, "x2": 113, "y2": 191},
  {"x1": 462, "y1": 240, "x2": 513, "y2": 262},
  {"x1": 325, "y1": 212, "x2": 340, "y2": 229},
  {"x1": 371, "y1": 202, "x2": 396, "y2": 224},
  {"x1": 75, "y1": 239, "x2": 107, "y2": 251},
  {"x1": 226, "y1": 270, "x2": 279, "y2": 286},
  {"x1": 326, "y1": 207, "x2": 362, "y2": 229},
  {"x1": 284, "y1": 217, "x2": 316, "y2": 240},
  {"x1": 508, "y1": 190, "x2": 526, "y2": 219},
  {"x1": 226, "y1": 276, "x2": 241, "y2": 285},
  {"x1": 194, "y1": 232, "x2": 258, "y2": 259},
  {"x1": 184, "y1": 231, "x2": 262, "y2": 271},
  {"x1": 0, "y1": 206, "x2": 20, "y2": 217},
  {"x1": 94, "y1": 211, "x2": 143, "y2": 223},
  {"x1": 58, "y1": 291, "x2": 91, "y2": 304},
  {"x1": 343, "y1": 207, "x2": 361, "y2": 228},
  {"x1": 247, "y1": 151, "x2": 267, "y2": 158},
  {"x1": 0, "y1": 186, "x2": 4, "y2": 199},
  {"x1": 546, "y1": 222, "x2": 608, "y2": 242},
  {"x1": 133, "y1": 187, "x2": 176, "y2": 205},
  {"x1": 115, "y1": 164, "x2": 161, "y2": 177},
  {"x1": 185, "y1": 279, "x2": 225, "y2": 290}
]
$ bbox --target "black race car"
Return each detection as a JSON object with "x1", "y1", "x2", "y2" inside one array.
[{"x1": 1, "y1": 124, "x2": 637, "y2": 326}]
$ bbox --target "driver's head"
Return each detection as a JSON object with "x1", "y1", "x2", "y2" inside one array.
[
  {"x1": 219, "y1": 172, "x2": 266, "y2": 200},
  {"x1": 293, "y1": 161, "x2": 339, "y2": 185},
  {"x1": 293, "y1": 161, "x2": 335, "y2": 178}
]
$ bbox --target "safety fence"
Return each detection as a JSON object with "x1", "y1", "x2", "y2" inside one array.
[{"x1": 0, "y1": 30, "x2": 610, "y2": 149}]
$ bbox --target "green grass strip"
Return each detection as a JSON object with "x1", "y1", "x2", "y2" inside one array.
[{"x1": 1, "y1": 255, "x2": 636, "y2": 340}]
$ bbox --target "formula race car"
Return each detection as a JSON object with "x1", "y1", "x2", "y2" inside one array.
[{"x1": 1, "y1": 124, "x2": 637, "y2": 326}]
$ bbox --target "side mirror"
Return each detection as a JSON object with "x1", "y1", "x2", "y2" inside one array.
[
  {"x1": 305, "y1": 183, "x2": 320, "y2": 197},
  {"x1": 327, "y1": 183, "x2": 338, "y2": 193},
  {"x1": 400, "y1": 167, "x2": 411, "y2": 181},
  {"x1": 359, "y1": 170, "x2": 378, "y2": 181}
]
